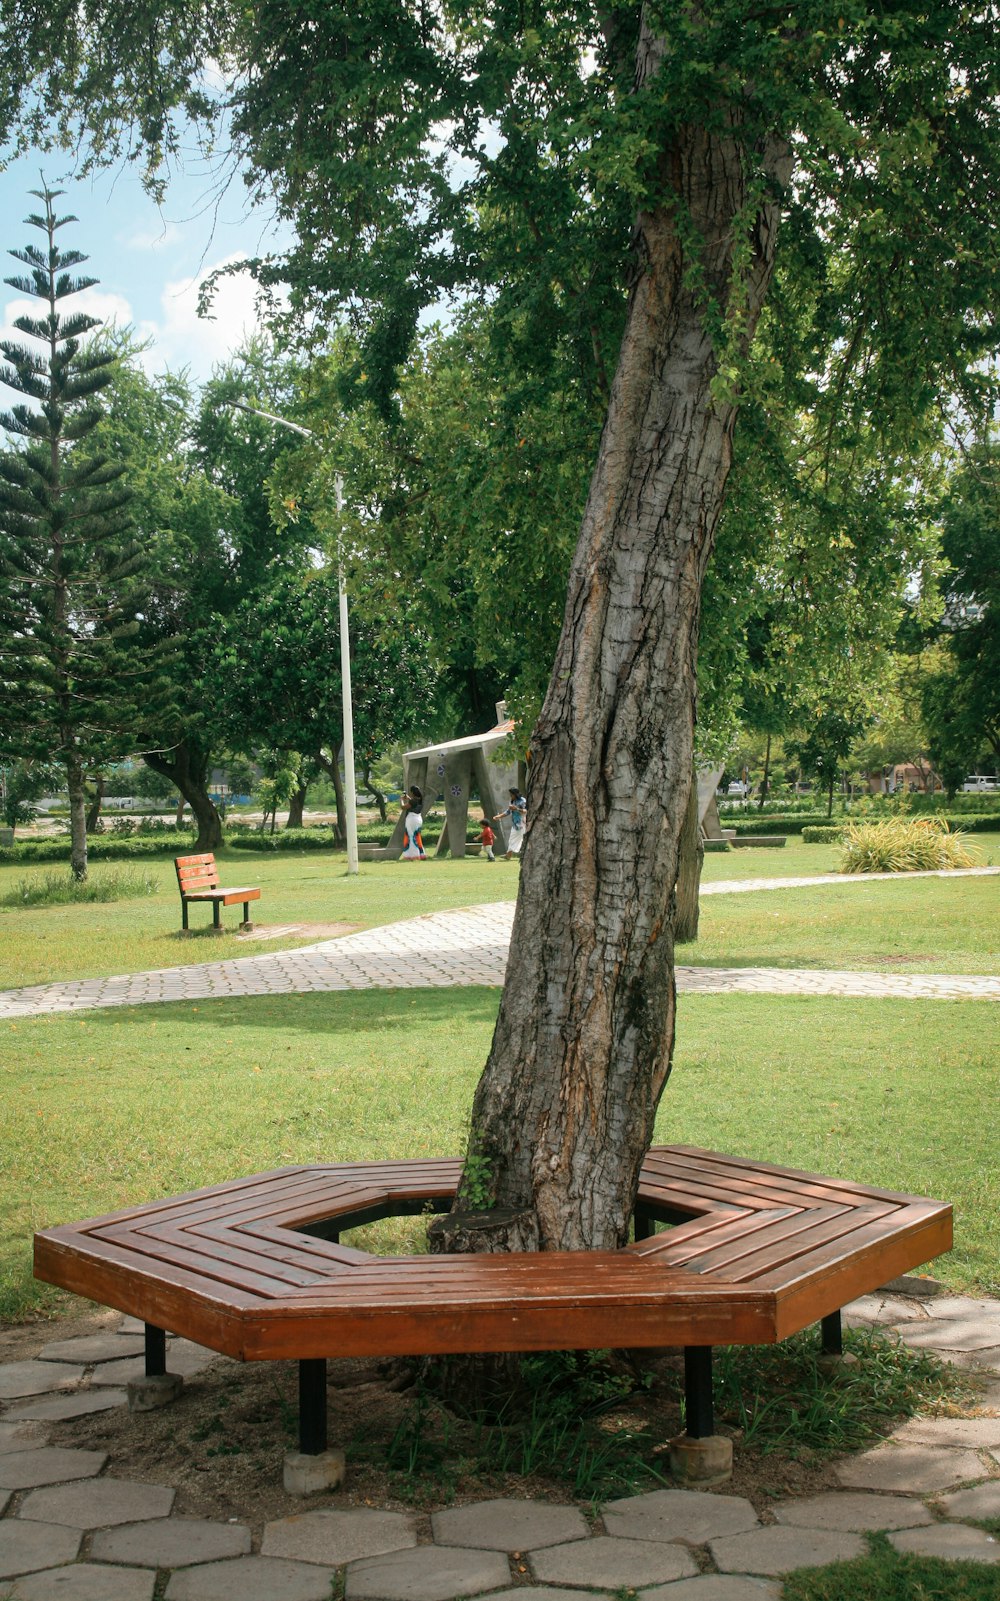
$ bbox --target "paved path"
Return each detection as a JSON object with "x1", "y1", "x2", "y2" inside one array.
[
  {"x1": 1, "y1": 867, "x2": 998, "y2": 1019},
  {"x1": 2, "y1": 1289, "x2": 999, "y2": 1596}
]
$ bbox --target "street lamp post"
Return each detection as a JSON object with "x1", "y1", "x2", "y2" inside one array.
[{"x1": 226, "y1": 401, "x2": 359, "y2": 874}]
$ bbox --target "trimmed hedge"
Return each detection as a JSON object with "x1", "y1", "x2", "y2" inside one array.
[
  {"x1": 733, "y1": 811, "x2": 1000, "y2": 838},
  {"x1": 703, "y1": 839, "x2": 731, "y2": 853},
  {"x1": 802, "y1": 826, "x2": 848, "y2": 844},
  {"x1": 0, "y1": 836, "x2": 195, "y2": 865}
]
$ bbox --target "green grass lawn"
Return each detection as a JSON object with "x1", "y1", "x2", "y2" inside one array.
[
  {"x1": 1, "y1": 835, "x2": 997, "y2": 989},
  {"x1": 3, "y1": 989, "x2": 996, "y2": 1319}
]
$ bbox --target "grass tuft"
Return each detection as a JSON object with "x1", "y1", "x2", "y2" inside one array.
[
  {"x1": 2, "y1": 866, "x2": 159, "y2": 908},
  {"x1": 840, "y1": 817, "x2": 979, "y2": 874},
  {"x1": 783, "y1": 1532, "x2": 1000, "y2": 1599},
  {"x1": 712, "y1": 1326, "x2": 970, "y2": 1456}
]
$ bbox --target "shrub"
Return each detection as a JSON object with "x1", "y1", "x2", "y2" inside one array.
[
  {"x1": 703, "y1": 839, "x2": 731, "y2": 852},
  {"x1": 230, "y1": 828, "x2": 339, "y2": 853},
  {"x1": 2, "y1": 866, "x2": 158, "y2": 907},
  {"x1": 802, "y1": 826, "x2": 847, "y2": 844},
  {"x1": 839, "y1": 818, "x2": 980, "y2": 874},
  {"x1": 0, "y1": 836, "x2": 193, "y2": 866}
]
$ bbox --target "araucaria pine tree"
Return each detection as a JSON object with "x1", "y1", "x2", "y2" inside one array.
[{"x1": 0, "y1": 188, "x2": 146, "y2": 879}]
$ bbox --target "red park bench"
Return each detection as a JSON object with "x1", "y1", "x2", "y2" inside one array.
[{"x1": 173, "y1": 852, "x2": 261, "y2": 934}]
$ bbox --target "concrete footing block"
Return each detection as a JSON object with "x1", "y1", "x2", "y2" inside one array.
[
  {"x1": 126, "y1": 1372, "x2": 184, "y2": 1413},
  {"x1": 239, "y1": 922, "x2": 255, "y2": 933},
  {"x1": 283, "y1": 1448, "x2": 347, "y2": 1495},
  {"x1": 668, "y1": 1433, "x2": 733, "y2": 1485},
  {"x1": 818, "y1": 1352, "x2": 861, "y2": 1375}
]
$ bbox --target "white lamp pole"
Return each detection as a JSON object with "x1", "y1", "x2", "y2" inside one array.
[{"x1": 226, "y1": 401, "x2": 359, "y2": 874}]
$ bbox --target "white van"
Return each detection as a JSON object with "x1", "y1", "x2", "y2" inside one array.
[{"x1": 962, "y1": 775, "x2": 1000, "y2": 792}]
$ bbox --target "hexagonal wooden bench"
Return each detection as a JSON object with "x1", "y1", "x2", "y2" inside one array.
[{"x1": 34, "y1": 1145, "x2": 951, "y2": 1480}]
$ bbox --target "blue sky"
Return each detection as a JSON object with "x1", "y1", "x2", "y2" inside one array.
[{"x1": 1, "y1": 146, "x2": 293, "y2": 398}]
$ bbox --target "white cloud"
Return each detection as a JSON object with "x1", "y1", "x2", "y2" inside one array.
[{"x1": 151, "y1": 253, "x2": 285, "y2": 377}]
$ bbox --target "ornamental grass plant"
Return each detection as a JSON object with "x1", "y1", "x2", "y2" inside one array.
[{"x1": 839, "y1": 816, "x2": 979, "y2": 874}]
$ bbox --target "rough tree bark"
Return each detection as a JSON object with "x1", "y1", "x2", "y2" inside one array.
[
  {"x1": 449, "y1": 70, "x2": 792, "y2": 1253},
  {"x1": 85, "y1": 773, "x2": 104, "y2": 834},
  {"x1": 143, "y1": 743, "x2": 222, "y2": 851},
  {"x1": 286, "y1": 781, "x2": 308, "y2": 830},
  {"x1": 313, "y1": 749, "x2": 346, "y2": 844}
]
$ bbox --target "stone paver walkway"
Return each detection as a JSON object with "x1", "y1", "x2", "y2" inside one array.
[
  {"x1": 2, "y1": 1289, "x2": 999, "y2": 1597},
  {"x1": 1, "y1": 864, "x2": 998, "y2": 1019}
]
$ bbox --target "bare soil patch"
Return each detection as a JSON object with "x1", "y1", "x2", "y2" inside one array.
[{"x1": 0, "y1": 1302, "x2": 873, "y2": 1533}]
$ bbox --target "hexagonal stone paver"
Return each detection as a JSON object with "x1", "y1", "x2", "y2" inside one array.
[
  {"x1": 772, "y1": 1491, "x2": 932, "y2": 1532},
  {"x1": 835, "y1": 1443, "x2": 986, "y2": 1493},
  {"x1": 346, "y1": 1545, "x2": 512, "y2": 1601},
  {"x1": 38, "y1": 1334, "x2": 146, "y2": 1365},
  {"x1": 0, "y1": 1520, "x2": 81, "y2": 1579},
  {"x1": 893, "y1": 1415, "x2": 1000, "y2": 1448},
  {"x1": 941, "y1": 1481, "x2": 1000, "y2": 1521},
  {"x1": 166, "y1": 1555, "x2": 336, "y2": 1601},
  {"x1": 710, "y1": 1527, "x2": 865, "y2": 1576},
  {"x1": 5, "y1": 1389, "x2": 128, "y2": 1422},
  {"x1": 603, "y1": 1487, "x2": 760, "y2": 1545},
  {"x1": 0, "y1": 1448, "x2": 107, "y2": 1490},
  {"x1": 0, "y1": 1423, "x2": 49, "y2": 1457},
  {"x1": 889, "y1": 1524, "x2": 1000, "y2": 1563},
  {"x1": 261, "y1": 1509, "x2": 417, "y2": 1566},
  {"x1": 92, "y1": 1516, "x2": 252, "y2": 1568},
  {"x1": 7, "y1": 1562, "x2": 156, "y2": 1599},
  {"x1": 530, "y1": 1536, "x2": 697, "y2": 1589},
  {"x1": 0, "y1": 1363, "x2": 84, "y2": 1401},
  {"x1": 643, "y1": 1580, "x2": 781, "y2": 1601},
  {"x1": 19, "y1": 1476, "x2": 174, "y2": 1528},
  {"x1": 895, "y1": 1316, "x2": 1000, "y2": 1352},
  {"x1": 477, "y1": 1590, "x2": 606, "y2": 1601},
  {"x1": 432, "y1": 1499, "x2": 588, "y2": 1552}
]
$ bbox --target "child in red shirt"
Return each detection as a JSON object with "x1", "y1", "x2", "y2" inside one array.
[{"x1": 480, "y1": 818, "x2": 495, "y2": 861}]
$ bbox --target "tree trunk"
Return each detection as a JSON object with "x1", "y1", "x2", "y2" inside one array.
[
  {"x1": 143, "y1": 743, "x2": 222, "y2": 851},
  {"x1": 674, "y1": 768, "x2": 704, "y2": 944},
  {"x1": 86, "y1": 773, "x2": 104, "y2": 834},
  {"x1": 758, "y1": 734, "x2": 771, "y2": 809},
  {"x1": 286, "y1": 782, "x2": 308, "y2": 829},
  {"x1": 827, "y1": 774, "x2": 835, "y2": 818},
  {"x1": 313, "y1": 750, "x2": 346, "y2": 844},
  {"x1": 363, "y1": 764, "x2": 388, "y2": 823},
  {"x1": 453, "y1": 86, "x2": 791, "y2": 1250},
  {"x1": 66, "y1": 754, "x2": 88, "y2": 882}
]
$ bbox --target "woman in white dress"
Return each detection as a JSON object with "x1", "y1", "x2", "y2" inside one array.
[{"x1": 400, "y1": 785, "x2": 427, "y2": 860}]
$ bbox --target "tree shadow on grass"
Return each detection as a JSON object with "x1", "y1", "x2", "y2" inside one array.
[{"x1": 80, "y1": 986, "x2": 504, "y2": 1038}]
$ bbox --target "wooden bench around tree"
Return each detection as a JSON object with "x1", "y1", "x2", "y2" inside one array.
[
  {"x1": 174, "y1": 853, "x2": 261, "y2": 934},
  {"x1": 34, "y1": 1146, "x2": 951, "y2": 1476}
]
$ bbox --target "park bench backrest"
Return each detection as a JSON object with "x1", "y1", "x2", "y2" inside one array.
[{"x1": 175, "y1": 853, "x2": 220, "y2": 897}]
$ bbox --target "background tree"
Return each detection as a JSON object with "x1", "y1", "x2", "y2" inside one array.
[
  {"x1": 213, "y1": 565, "x2": 440, "y2": 841},
  {"x1": 0, "y1": 189, "x2": 148, "y2": 878},
  {"x1": 923, "y1": 439, "x2": 1000, "y2": 785}
]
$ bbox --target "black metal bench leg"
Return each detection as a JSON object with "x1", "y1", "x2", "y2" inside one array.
[
  {"x1": 821, "y1": 1310, "x2": 843, "y2": 1356},
  {"x1": 181, "y1": 900, "x2": 189, "y2": 932},
  {"x1": 684, "y1": 1345, "x2": 715, "y2": 1439},
  {"x1": 298, "y1": 1359, "x2": 328, "y2": 1456},
  {"x1": 633, "y1": 1208, "x2": 654, "y2": 1242},
  {"x1": 213, "y1": 900, "x2": 221, "y2": 931},
  {"x1": 144, "y1": 1323, "x2": 166, "y2": 1377}
]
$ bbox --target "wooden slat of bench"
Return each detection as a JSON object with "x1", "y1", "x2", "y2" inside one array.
[
  {"x1": 663, "y1": 1146, "x2": 933, "y2": 1208},
  {"x1": 705, "y1": 1203, "x2": 898, "y2": 1283},
  {"x1": 98, "y1": 1224, "x2": 324, "y2": 1298},
  {"x1": 632, "y1": 1207, "x2": 802, "y2": 1263},
  {"x1": 64, "y1": 1168, "x2": 321, "y2": 1234},
  {"x1": 124, "y1": 1214, "x2": 348, "y2": 1286},
  {"x1": 641, "y1": 1151, "x2": 874, "y2": 1212},
  {"x1": 85, "y1": 1171, "x2": 366, "y2": 1235},
  {"x1": 182, "y1": 888, "x2": 261, "y2": 903},
  {"x1": 760, "y1": 1199, "x2": 952, "y2": 1296},
  {"x1": 237, "y1": 1219, "x2": 376, "y2": 1267}
]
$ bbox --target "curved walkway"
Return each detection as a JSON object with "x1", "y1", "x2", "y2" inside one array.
[{"x1": 0, "y1": 867, "x2": 997, "y2": 1019}]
